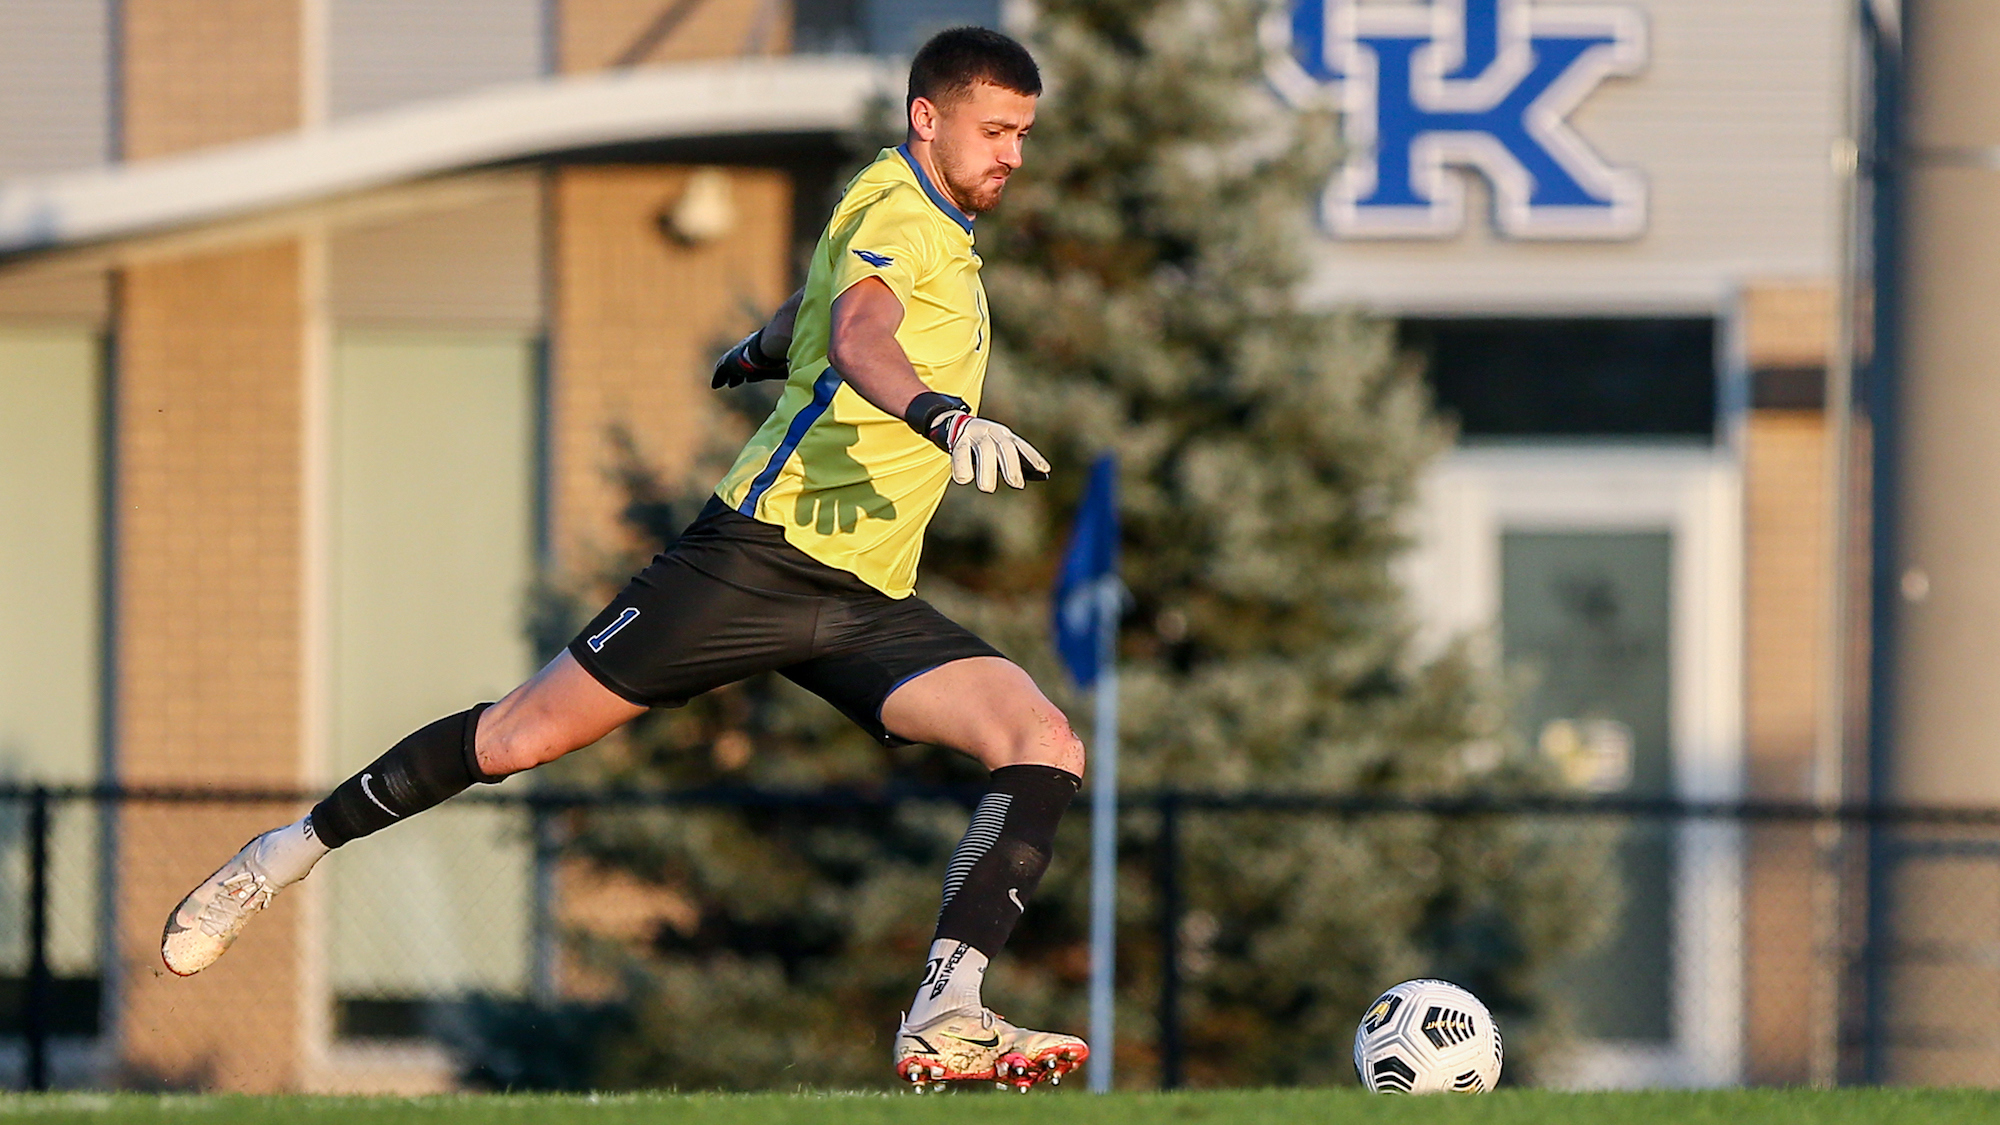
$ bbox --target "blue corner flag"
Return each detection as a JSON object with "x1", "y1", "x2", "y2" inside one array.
[{"x1": 1054, "y1": 455, "x2": 1120, "y2": 688}]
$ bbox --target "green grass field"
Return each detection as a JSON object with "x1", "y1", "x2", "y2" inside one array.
[{"x1": 1, "y1": 1089, "x2": 1996, "y2": 1125}]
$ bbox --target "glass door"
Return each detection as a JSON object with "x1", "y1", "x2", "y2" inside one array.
[
  {"x1": 1502, "y1": 530, "x2": 1675, "y2": 1044},
  {"x1": 1402, "y1": 445, "x2": 1744, "y2": 1087}
]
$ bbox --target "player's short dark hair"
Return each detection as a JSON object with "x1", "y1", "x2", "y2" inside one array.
[{"x1": 906, "y1": 27, "x2": 1041, "y2": 110}]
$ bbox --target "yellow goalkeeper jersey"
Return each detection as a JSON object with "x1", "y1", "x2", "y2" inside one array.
[{"x1": 715, "y1": 145, "x2": 990, "y2": 598}]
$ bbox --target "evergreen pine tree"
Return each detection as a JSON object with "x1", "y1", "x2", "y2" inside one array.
[{"x1": 527, "y1": 0, "x2": 1616, "y2": 1090}]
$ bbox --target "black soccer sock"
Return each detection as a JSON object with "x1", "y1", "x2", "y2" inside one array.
[
  {"x1": 934, "y1": 763, "x2": 1081, "y2": 955},
  {"x1": 308, "y1": 703, "x2": 498, "y2": 849}
]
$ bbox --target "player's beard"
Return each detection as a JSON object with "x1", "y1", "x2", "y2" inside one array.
[{"x1": 934, "y1": 140, "x2": 1010, "y2": 214}]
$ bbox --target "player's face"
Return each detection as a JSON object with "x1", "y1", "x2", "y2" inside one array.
[{"x1": 926, "y1": 83, "x2": 1036, "y2": 214}]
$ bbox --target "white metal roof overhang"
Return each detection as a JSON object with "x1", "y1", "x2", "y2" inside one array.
[{"x1": 0, "y1": 56, "x2": 897, "y2": 257}]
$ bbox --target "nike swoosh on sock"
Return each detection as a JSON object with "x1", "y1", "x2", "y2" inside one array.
[{"x1": 360, "y1": 773, "x2": 399, "y2": 818}]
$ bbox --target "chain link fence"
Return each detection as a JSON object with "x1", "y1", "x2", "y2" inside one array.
[{"x1": 2, "y1": 785, "x2": 1998, "y2": 1092}]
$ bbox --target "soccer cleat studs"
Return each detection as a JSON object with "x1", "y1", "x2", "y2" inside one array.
[{"x1": 893, "y1": 1007, "x2": 1087, "y2": 1092}]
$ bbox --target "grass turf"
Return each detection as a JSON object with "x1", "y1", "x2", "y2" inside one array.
[{"x1": 0, "y1": 1089, "x2": 1997, "y2": 1125}]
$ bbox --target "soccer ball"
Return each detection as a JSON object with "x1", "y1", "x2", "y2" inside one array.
[{"x1": 1352, "y1": 979, "x2": 1503, "y2": 1093}]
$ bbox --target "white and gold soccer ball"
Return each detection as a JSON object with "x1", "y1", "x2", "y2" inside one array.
[{"x1": 1352, "y1": 979, "x2": 1503, "y2": 1093}]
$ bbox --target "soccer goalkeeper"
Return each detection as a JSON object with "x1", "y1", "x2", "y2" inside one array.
[{"x1": 161, "y1": 26, "x2": 1085, "y2": 1092}]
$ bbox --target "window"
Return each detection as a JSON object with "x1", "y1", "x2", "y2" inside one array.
[
  {"x1": 326, "y1": 330, "x2": 538, "y2": 1020},
  {"x1": 1402, "y1": 318, "x2": 1716, "y2": 439}
]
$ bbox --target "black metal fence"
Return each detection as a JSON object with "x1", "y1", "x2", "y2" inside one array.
[{"x1": 5, "y1": 784, "x2": 2000, "y2": 1092}]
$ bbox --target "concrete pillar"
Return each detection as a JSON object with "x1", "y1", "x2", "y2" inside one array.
[
  {"x1": 1884, "y1": 0, "x2": 2000, "y2": 1085},
  {"x1": 113, "y1": 0, "x2": 317, "y2": 1091}
]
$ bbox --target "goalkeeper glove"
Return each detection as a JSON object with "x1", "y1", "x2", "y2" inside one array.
[
  {"x1": 711, "y1": 329, "x2": 789, "y2": 388},
  {"x1": 905, "y1": 391, "x2": 1051, "y2": 492}
]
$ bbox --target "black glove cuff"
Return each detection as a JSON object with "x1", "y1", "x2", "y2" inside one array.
[
  {"x1": 904, "y1": 392, "x2": 969, "y2": 443},
  {"x1": 744, "y1": 329, "x2": 788, "y2": 371}
]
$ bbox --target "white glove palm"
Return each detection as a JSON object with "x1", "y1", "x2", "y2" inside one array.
[{"x1": 935, "y1": 410, "x2": 1051, "y2": 492}]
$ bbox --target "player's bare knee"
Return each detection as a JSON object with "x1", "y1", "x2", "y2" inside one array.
[
  {"x1": 1050, "y1": 718, "x2": 1087, "y2": 780},
  {"x1": 1027, "y1": 707, "x2": 1085, "y2": 778},
  {"x1": 978, "y1": 705, "x2": 1085, "y2": 778}
]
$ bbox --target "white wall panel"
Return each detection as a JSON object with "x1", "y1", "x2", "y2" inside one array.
[
  {"x1": 329, "y1": 173, "x2": 543, "y2": 329},
  {"x1": 0, "y1": 1, "x2": 112, "y2": 177},
  {"x1": 329, "y1": 0, "x2": 544, "y2": 119}
]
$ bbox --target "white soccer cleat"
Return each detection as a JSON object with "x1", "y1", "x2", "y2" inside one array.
[
  {"x1": 893, "y1": 1007, "x2": 1088, "y2": 1092},
  {"x1": 160, "y1": 830, "x2": 303, "y2": 976}
]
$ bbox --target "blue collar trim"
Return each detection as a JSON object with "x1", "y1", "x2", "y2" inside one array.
[{"x1": 896, "y1": 144, "x2": 975, "y2": 234}]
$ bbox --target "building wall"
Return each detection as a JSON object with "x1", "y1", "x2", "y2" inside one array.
[
  {"x1": 0, "y1": 261, "x2": 110, "y2": 323},
  {"x1": 1299, "y1": 0, "x2": 1849, "y2": 313},
  {"x1": 559, "y1": 0, "x2": 788, "y2": 72},
  {"x1": 1742, "y1": 283, "x2": 1838, "y2": 804},
  {"x1": 121, "y1": 0, "x2": 302, "y2": 159},
  {"x1": 549, "y1": 165, "x2": 791, "y2": 568},
  {"x1": 327, "y1": 175, "x2": 545, "y2": 331},
  {"x1": 0, "y1": 0, "x2": 113, "y2": 177},
  {"x1": 1737, "y1": 282, "x2": 1837, "y2": 1086},
  {"x1": 111, "y1": 1, "x2": 318, "y2": 1090},
  {"x1": 327, "y1": 0, "x2": 546, "y2": 118},
  {"x1": 114, "y1": 243, "x2": 314, "y2": 1090}
]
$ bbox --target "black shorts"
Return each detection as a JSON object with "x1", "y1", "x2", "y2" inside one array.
[{"x1": 567, "y1": 496, "x2": 1003, "y2": 745}]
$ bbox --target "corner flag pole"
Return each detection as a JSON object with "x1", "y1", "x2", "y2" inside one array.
[
  {"x1": 1087, "y1": 574, "x2": 1119, "y2": 1093},
  {"x1": 1054, "y1": 454, "x2": 1120, "y2": 1093}
]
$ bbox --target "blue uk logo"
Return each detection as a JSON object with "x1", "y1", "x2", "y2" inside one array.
[
  {"x1": 853, "y1": 249, "x2": 895, "y2": 268},
  {"x1": 1269, "y1": 0, "x2": 1648, "y2": 240}
]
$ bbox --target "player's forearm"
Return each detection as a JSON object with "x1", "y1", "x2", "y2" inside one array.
[
  {"x1": 830, "y1": 280, "x2": 1047, "y2": 490},
  {"x1": 759, "y1": 288, "x2": 805, "y2": 357},
  {"x1": 829, "y1": 281, "x2": 929, "y2": 417},
  {"x1": 833, "y1": 336, "x2": 931, "y2": 417}
]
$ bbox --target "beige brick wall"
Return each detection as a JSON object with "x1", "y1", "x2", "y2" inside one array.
[
  {"x1": 559, "y1": 0, "x2": 786, "y2": 72},
  {"x1": 116, "y1": 800, "x2": 314, "y2": 1090},
  {"x1": 1743, "y1": 284, "x2": 1838, "y2": 370},
  {"x1": 114, "y1": 243, "x2": 313, "y2": 1089},
  {"x1": 121, "y1": 0, "x2": 301, "y2": 159},
  {"x1": 1745, "y1": 411, "x2": 1831, "y2": 797},
  {"x1": 1739, "y1": 282, "x2": 1837, "y2": 1086},
  {"x1": 549, "y1": 166, "x2": 790, "y2": 569},
  {"x1": 117, "y1": 245, "x2": 307, "y2": 787}
]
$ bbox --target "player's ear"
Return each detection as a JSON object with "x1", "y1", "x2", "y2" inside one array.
[{"x1": 909, "y1": 96, "x2": 940, "y2": 143}]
